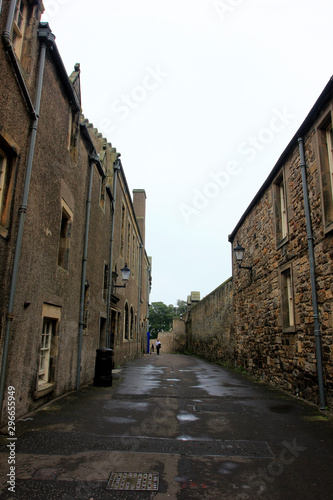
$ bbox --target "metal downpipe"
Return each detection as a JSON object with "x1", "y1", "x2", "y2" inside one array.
[
  {"x1": 137, "y1": 244, "x2": 143, "y2": 356},
  {"x1": 106, "y1": 160, "x2": 120, "y2": 348},
  {"x1": 0, "y1": 24, "x2": 53, "y2": 418},
  {"x1": 298, "y1": 137, "x2": 326, "y2": 409},
  {"x1": 76, "y1": 154, "x2": 96, "y2": 390}
]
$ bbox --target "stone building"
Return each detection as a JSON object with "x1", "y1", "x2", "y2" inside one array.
[
  {"x1": 229, "y1": 77, "x2": 333, "y2": 409},
  {"x1": 0, "y1": 0, "x2": 151, "y2": 423},
  {"x1": 181, "y1": 78, "x2": 333, "y2": 411}
]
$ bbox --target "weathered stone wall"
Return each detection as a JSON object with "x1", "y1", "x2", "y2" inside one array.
[
  {"x1": 172, "y1": 319, "x2": 187, "y2": 353},
  {"x1": 230, "y1": 117, "x2": 333, "y2": 409},
  {"x1": 154, "y1": 332, "x2": 174, "y2": 353},
  {"x1": 184, "y1": 279, "x2": 234, "y2": 364}
]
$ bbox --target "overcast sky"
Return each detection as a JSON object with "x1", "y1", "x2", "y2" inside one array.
[{"x1": 42, "y1": 0, "x2": 332, "y2": 306}]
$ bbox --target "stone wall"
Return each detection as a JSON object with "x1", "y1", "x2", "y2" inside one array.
[
  {"x1": 184, "y1": 278, "x2": 234, "y2": 364},
  {"x1": 229, "y1": 100, "x2": 333, "y2": 409}
]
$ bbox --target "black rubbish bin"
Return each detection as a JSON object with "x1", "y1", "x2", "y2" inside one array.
[{"x1": 93, "y1": 348, "x2": 113, "y2": 387}]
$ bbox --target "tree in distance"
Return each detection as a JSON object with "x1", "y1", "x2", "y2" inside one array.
[{"x1": 149, "y1": 300, "x2": 187, "y2": 338}]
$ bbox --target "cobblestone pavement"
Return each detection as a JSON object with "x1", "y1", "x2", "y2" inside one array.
[{"x1": 0, "y1": 353, "x2": 332, "y2": 499}]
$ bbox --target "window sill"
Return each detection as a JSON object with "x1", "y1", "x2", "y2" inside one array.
[
  {"x1": 324, "y1": 221, "x2": 333, "y2": 235},
  {"x1": 276, "y1": 236, "x2": 288, "y2": 250},
  {"x1": 33, "y1": 383, "x2": 54, "y2": 400},
  {"x1": 282, "y1": 326, "x2": 296, "y2": 334},
  {"x1": 0, "y1": 225, "x2": 9, "y2": 240}
]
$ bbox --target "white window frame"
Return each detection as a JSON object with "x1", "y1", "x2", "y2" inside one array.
[
  {"x1": 279, "y1": 181, "x2": 288, "y2": 240},
  {"x1": 12, "y1": 0, "x2": 28, "y2": 59},
  {"x1": 0, "y1": 148, "x2": 7, "y2": 217},
  {"x1": 281, "y1": 267, "x2": 295, "y2": 329},
  {"x1": 325, "y1": 123, "x2": 333, "y2": 202}
]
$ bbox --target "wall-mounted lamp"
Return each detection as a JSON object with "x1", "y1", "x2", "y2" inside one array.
[
  {"x1": 233, "y1": 243, "x2": 252, "y2": 278},
  {"x1": 114, "y1": 263, "x2": 131, "y2": 288}
]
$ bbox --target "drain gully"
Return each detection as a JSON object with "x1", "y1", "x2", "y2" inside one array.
[{"x1": 106, "y1": 472, "x2": 159, "y2": 491}]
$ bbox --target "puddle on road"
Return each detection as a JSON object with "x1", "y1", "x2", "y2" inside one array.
[
  {"x1": 177, "y1": 412, "x2": 199, "y2": 422},
  {"x1": 104, "y1": 417, "x2": 137, "y2": 424},
  {"x1": 103, "y1": 401, "x2": 150, "y2": 411}
]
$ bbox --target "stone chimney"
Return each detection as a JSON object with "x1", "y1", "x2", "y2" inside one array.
[{"x1": 133, "y1": 189, "x2": 146, "y2": 246}]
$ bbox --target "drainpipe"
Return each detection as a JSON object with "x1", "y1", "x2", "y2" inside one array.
[
  {"x1": 298, "y1": 137, "x2": 326, "y2": 409},
  {"x1": 76, "y1": 152, "x2": 100, "y2": 390},
  {"x1": 106, "y1": 158, "x2": 121, "y2": 348},
  {"x1": 146, "y1": 264, "x2": 151, "y2": 353},
  {"x1": 137, "y1": 243, "x2": 143, "y2": 356},
  {"x1": 0, "y1": 23, "x2": 54, "y2": 418},
  {"x1": 2, "y1": 0, "x2": 36, "y2": 117}
]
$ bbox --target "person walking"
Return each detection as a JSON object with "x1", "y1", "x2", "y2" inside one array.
[
  {"x1": 151, "y1": 343, "x2": 154, "y2": 353},
  {"x1": 155, "y1": 340, "x2": 161, "y2": 355}
]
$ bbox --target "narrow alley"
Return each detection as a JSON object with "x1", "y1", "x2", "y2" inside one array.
[{"x1": 1, "y1": 353, "x2": 332, "y2": 499}]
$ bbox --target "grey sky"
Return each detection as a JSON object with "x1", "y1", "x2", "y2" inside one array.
[{"x1": 42, "y1": 0, "x2": 332, "y2": 305}]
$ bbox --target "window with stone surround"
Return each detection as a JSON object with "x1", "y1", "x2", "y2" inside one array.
[
  {"x1": 280, "y1": 266, "x2": 295, "y2": 331},
  {"x1": 0, "y1": 149, "x2": 7, "y2": 220},
  {"x1": 124, "y1": 302, "x2": 129, "y2": 340},
  {"x1": 274, "y1": 173, "x2": 288, "y2": 245},
  {"x1": 317, "y1": 113, "x2": 333, "y2": 230},
  {"x1": 38, "y1": 304, "x2": 61, "y2": 391},
  {"x1": 57, "y1": 201, "x2": 73, "y2": 270},
  {"x1": 12, "y1": 0, "x2": 28, "y2": 60},
  {"x1": 0, "y1": 137, "x2": 18, "y2": 239},
  {"x1": 103, "y1": 263, "x2": 108, "y2": 301},
  {"x1": 120, "y1": 204, "x2": 125, "y2": 256}
]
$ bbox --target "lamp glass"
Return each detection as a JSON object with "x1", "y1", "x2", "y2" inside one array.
[
  {"x1": 234, "y1": 243, "x2": 245, "y2": 262},
  {"x1": 121, "y1": 263, "x2": 131, "y2": 283}
]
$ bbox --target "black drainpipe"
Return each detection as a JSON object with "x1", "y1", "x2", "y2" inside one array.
[
  {"x1": 0, "y1": 21, "x2": 55, "y2": 418},
  {"x1": 76, "y1": 152, "x2": 101, "y2": 390},
  {"x1": 106, "y1": 158, "x2": 121, "y2": 348},
  {"x1": 298, "y1": 137, "x2": 326, "y2": 409}
]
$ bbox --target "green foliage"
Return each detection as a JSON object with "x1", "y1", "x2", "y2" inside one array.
[{"x1": 148, "y1": 300, "x2": 187, "y2": 336}]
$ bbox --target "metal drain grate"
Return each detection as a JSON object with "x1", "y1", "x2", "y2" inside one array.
[{"x1": 107, "y1": 472, "x2": 159, "y2": 491}]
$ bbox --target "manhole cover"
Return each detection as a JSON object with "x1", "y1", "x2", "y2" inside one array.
[{"x1": 106, "y1": 472, "x2": 159, "y2": 491}]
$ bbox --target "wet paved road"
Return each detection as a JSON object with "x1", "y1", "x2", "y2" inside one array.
[{"x1": 0, "y1": 353, "x2": 333, "y2": 499}]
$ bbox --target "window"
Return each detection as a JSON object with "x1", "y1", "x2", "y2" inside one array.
[
  {"x1": 0, "y1": 140, "x2": 17, "y2": 238},
  {"x1": 100, "y1": 176, "x2": 106, "y2": 211},
  {"x1": 83, "y1": 282, "x2": 89, "y2": 330},
  {"x1": 103, "y1": 263, "x2": 108, "y2": 302},
  {"x1": 12, "y1": 0, "x2": 28, "y2": 60},
  {"x1": 281, "y1": 267, "x2": 295, "y2": 329},
  {"x1": 124, "y1": 303, "x2": 129, "y2": 340},
  {"x1": 57, "y1": 201, "x2": 73, "y2": 270},
  {"x1": 130, "y1": 306, "x2": 134, "y2": 339},
  {"x1": 120, "y1": 204, "x2": 125, "y2": 255},
  {"x1": 274, "y1": 174, "x2": 288, "y2": 244},
  {"x1": 38, "y1": 304, "x2": 61, "y2": 388},
  {"x1": 317, "y1": 115, "x2": 333, "y2": 228},
  {"x1": 127, "y1": 222, "x2": 131, "y2": 264},
  {"x1": 0, "y1": 149, "x2": 7, "y2": 217}
]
